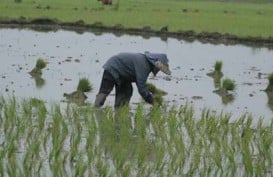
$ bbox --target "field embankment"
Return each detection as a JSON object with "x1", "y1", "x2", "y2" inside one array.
[{"x1": 0, "y1": 0, "x2": 273, "y2": 46}]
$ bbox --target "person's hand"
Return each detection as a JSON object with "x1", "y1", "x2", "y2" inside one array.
[{"x1": 151, "y1": 94, "x2": 160, "y2": 107}]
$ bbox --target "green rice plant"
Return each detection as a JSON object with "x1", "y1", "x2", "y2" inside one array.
[
  {"x1": 36, "y1": 58, "x2": 47, "y2": 70},
  {"x1": 77, "y1": 77, "x2": 92, "y2": 92},
  {"x1": 74, "y1": 156, "x2": 88, "y2": 177},
  {"x1": 146, "y1": 82, "x2": 167, "y2": 96},
  {"x1": 154, "y1": 94, "x2": 163, "y2": 106},
  {"x1": 146, "y1": 82, "x2": 167, "y2": 106},
  {"x1": 121, "y1": 164, "x2": 131, "y2": 177},
  {"x1": 29, "y1": 58, "x2": 47, "y2": 75},
  {"x1": 2, "y1": 0, "x2": 273, "y2": 38},
  {"x1": 265, "y1": 72, "x2": 273, "y2": 92},
  {"x1": 137, "y1": 142, "x2": 147, "y2": 169},
  {"x1": 189, "y1": 145, "x2": 201, "y2": 175},
  {"x1": 167, "y1": 106, "x2": 177, "y2": 141},
  {"x1": 0, "y1": 159, "x2": 3, "y2": 177},
  {"x1": 3, "y1": 97, "x2": 273, "y2": 176},
  {"x1": 242, "y1": 143, "x2": 253, "y2": 176},
  {"x1": 221, "y1": 78, "x2": 236, "y2": 91},
  {"x1": 207, "y1": 60, "x2": 223, "y2": 80},
  {"x1": 214, "y1": 61, "x2": 222, "y2": 73},
  {"x1": 95, "y1": 158, "x2": 109, "y2": 177},
  {"x1": 134, "y1": 103, "x2": 146, "y2": 139}
]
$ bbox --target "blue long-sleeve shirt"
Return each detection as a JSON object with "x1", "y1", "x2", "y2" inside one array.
[{"x1": 103, "y1": 52, "x2": 153, "y2": 103}]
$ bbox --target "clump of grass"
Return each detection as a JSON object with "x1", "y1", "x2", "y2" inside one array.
[
  {"x1": 29, "y1": 58, "x2": 47, "y2": 76},
  {"x1": 77, "y1": 77, "x2": 92, "y2": 92},
  {"x1": 222, "y1": 78, "x2": 236, "y2": 91},
  {"x1": 265, "y1": 73, "x2": 273, "y2": 92},
  {"x1": 14, "y1": 0, "x2": 22, "y2": 3}
]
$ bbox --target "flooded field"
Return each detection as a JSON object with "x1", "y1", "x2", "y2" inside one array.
[{"x1": 0, "y1": 28, "x2": 273, "y2": 122}]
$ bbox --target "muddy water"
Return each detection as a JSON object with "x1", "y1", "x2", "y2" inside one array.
[{"x1": 0, "y1": 28, "x2": 273, "y2": 122}]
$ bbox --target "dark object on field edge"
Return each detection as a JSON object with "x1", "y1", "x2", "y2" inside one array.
[{"x1": 101, "y1": 0, "x2": 112, "y2": 5}]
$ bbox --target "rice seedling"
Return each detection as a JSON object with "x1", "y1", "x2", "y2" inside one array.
[
  {"x1": 214, "y1": 61, "x2": 222, "y2": 73},
  {"x1": 1, "y1": 97, "x2": 273, "y2": 176},
  {"x1": 206, "y1": 61, "x2": 224, "y2": 88},
  {"x1": 29, "y1": 58, "x2": 47, "y2": 76},
  {"x1": 36, "y1": 59, "x2": 47, "y2": 70},
  {"x1": 207, "y1": 60, "x2": 223, "y2": 77},
  {"x1": 146, "y1": 82, "x2": 167, "y2": 106},
  {"x1": 213, "y1": 77, "x2": 236, "y2": 104},
  {"x1": 222, "y1": 78, "x2": 236, "y2": 92},
  {"x1": 146, "y1": 82, "x2": 167, "y2": 96},
  {"x1": 77, "y1": 77, "x2": 92, "y2": 92},
  {"x1": 64, "y1": 78, "x2": 93, "y2": 104}
]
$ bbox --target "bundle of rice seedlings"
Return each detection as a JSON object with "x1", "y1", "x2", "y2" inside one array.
[
  {"x1": 207, "y1": 60, "x2": 223, "y2": 78},
  {"x1": 146, "y1": 83, "x2": 167, "y2": 106},
  {"x1": 77, "y1": 77, "x2": 92, "y2": 92},
  {"x1": 29, "y1": 58, "x2": 47, "y2": 75},
  {"x1": 222, "y1": 78, "x2": 236, "y2": 91}
]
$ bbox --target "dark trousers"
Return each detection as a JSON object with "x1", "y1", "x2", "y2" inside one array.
[{"x1": 97, "y1": 70, "x2": 133, "y2": 108}]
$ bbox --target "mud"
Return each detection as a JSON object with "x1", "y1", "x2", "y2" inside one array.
[{"x1": 0, "y1": 18, "x2": 273, "y2": 49}]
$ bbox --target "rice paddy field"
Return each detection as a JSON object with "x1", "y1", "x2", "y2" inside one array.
[
  {"x1": 0, "y1": 97, "x2": 273, "y2": 176},
  {"x1": 1, "y1": 0, "x2": 273, "y2": 176},
  {"x1": 0, "y1": 0, "x2": 273, "y2": 38}
]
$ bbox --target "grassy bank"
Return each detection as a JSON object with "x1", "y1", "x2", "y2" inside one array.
[
  {"x1": 0, "y1": 97, "x2": 273, "y2": 176},
  {"x1": 0, "y1": 0, "x2": 273, "y2": 38}
]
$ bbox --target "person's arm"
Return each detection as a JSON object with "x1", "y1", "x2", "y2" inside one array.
[{"x1": 135, "y1": 72, "x2": 154, "y2": 104}]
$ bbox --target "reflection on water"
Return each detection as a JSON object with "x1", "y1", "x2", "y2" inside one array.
[
  {"x1": 0, "y1": 28, "x2": 273, "y2": 121},
  {"x1": 221, "y1": 93, "x2": 235, "y2": 105},
  {"x1": 33, "y1": 75, "x2": 45, "y2": 88},
  {"x1": 266, "y1": 92, "x2": 273, "y2": 112}
]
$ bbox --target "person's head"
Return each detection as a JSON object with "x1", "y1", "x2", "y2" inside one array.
[{"x1": 145, "y1": 52, "x2": 171, "y2": 76}]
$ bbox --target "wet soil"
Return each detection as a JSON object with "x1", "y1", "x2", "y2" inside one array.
[{"x1": 0, "y1": 18, "x2": 273, "y2": 49}]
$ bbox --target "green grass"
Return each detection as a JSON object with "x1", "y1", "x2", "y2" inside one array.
[
  {"x1": 0, "y1": 97, "x2": 273, "y2": 176},
  {"x1": 0, "y1": 0, "x2": 273, "y2": 38}
]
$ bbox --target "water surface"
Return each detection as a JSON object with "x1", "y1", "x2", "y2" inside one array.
[{"x1": 0, "y1": 28, "x2": 273, "y2": 122}]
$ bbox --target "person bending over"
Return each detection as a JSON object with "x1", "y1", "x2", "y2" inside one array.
[{"x1": 94, "y1": 52, "x2": 171, "y2": 108}]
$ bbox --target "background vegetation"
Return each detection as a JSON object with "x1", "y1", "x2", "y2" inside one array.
[{"x1": 0, "y1": 0, "x2": 273, "y2": 38}]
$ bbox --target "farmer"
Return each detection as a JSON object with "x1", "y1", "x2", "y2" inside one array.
[{"x1": 94, "y1": 52, "x2": 171, "y2": 108}]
